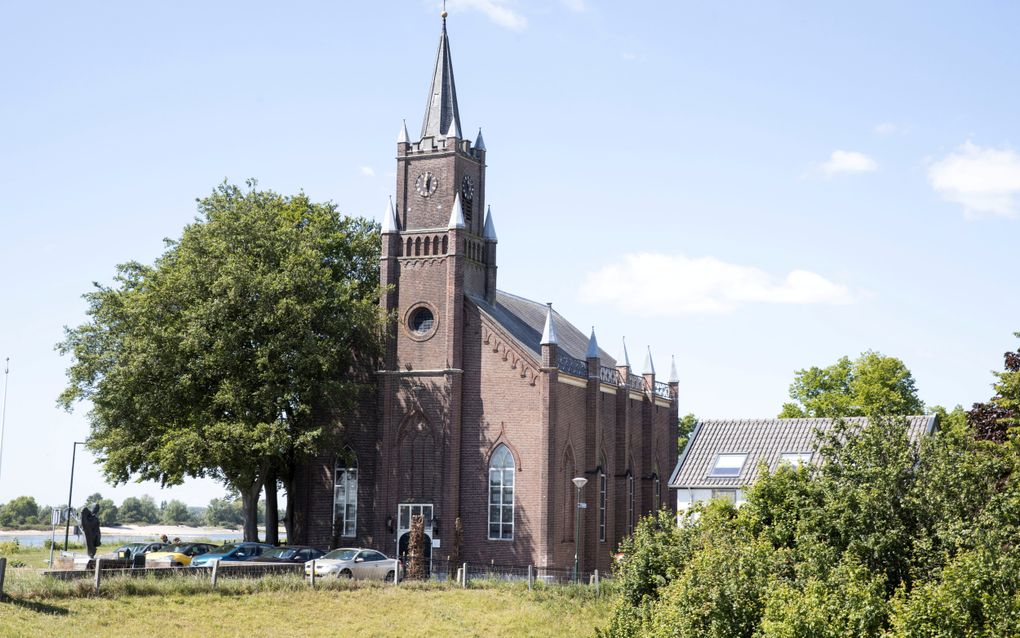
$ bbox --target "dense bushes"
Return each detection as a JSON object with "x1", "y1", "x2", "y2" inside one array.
[{"x1": 602, "y1": 410, "x2": 1020, "y2": 637}]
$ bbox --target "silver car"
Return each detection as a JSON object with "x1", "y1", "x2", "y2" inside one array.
[{"x1": 304, "y1": 547, "x2": 403, "y2": 581}]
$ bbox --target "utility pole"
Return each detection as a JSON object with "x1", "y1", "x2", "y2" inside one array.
[
  {"x1": 0, "y1": 357, "x2": 9, "y2": 485},
  {"x1": 63, "y1": 441, "x2": 85, "y2": 551}
]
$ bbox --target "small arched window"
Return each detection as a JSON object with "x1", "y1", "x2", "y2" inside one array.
[
  {"x1": 333, "y1": 450, "x2": 358, "y2": 538},
  {"x1": 488, "y1": 445, "x2": 515, "y2": 540}
]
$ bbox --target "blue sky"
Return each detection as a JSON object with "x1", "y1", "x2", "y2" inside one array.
[{"x1": 1, "y1": 0, "x2": 1018, "y2": 507}]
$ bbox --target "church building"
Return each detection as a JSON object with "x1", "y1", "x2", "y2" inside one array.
[{"x1": 293, "y1": 12, "x2": 678, "y2": 575}]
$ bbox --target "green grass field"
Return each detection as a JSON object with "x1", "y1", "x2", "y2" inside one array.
[{"x1": 0, "y1": 545, "x2": 613, "y2": 638}]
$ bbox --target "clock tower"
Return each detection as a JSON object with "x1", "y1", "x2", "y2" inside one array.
[{"x1": 375, "y1": 10, "x2": 498, "y2": 546}]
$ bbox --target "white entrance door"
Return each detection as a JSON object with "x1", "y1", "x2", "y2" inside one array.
[{"x1": 397, "y1": 503, "x2": 434, "y2": 541}]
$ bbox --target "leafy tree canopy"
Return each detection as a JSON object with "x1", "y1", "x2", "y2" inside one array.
[
  {"x1": 57, "y1": 181, "x2": 382, "y2": 540},
  {"x1": 779, "y1": 351, "x2": 924, "y2": 418}
]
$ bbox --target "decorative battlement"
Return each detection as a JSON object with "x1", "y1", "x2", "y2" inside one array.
[
  {"x1": 399, "y1": 135, "x2": 483, "y2": 161},
  {"x1": 557, "y1": 355, "x2": 674, "y2": 400}
]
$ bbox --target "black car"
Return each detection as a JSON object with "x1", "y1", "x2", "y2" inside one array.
[{"x1": 243, "y1": 546, "x2": 325, "y2": 564}]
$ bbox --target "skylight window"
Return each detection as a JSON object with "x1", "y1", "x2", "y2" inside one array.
[
  {"x1": 779, "y1": 452, "x2": 812, "y2": 467},
  {"x1": 709, "y1": 453, "x2": 747, "y2": 477}
]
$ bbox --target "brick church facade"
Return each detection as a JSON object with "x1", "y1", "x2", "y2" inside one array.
[{"x1": 292, "y1": 14, "x2": 678, "y2": 574}]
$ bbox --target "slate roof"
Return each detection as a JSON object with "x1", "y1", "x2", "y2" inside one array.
[
  {"x1": 668, "y1": 415, "x2": 938, "y2": 489},
  {"x1": 468, "y1": 290, "x2": 616, "y2": 365},
  {"x1": 420, "y1": 17, "x2": 463, "y2": 140}
]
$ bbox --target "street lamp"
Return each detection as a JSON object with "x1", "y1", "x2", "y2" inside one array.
[
  {"x1": 63, "y1": 441, "x2": 85, "y2": 551},
  {"x1": 572, "y1": 476, "x2": 588, "y2": 584}
]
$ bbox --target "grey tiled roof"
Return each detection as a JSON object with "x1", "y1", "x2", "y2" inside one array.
[
  {"x1": 468, "y1": 290, "x2": 616, "y2": 365},
  {"x1": 668, "y1": 415, "x2": 938, "y2": 489}
]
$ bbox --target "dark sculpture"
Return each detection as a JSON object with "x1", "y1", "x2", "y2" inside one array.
[{"x1": 80, "y1": 504, "x2": 102, "y2": 558}]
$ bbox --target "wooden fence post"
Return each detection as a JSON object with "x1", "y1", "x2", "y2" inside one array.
[
  {"x1": 309, "y1": 560, "x2": 316, "y2": 588},
  {"x1": 393, "y1": 559, "x2": 399, "y2": 584},
  {"x1": 0, "y1": 556, "x2": 7, "y2": 600},
  {"x1": 527, "y1": 564, "x2": 533, "y2": 591},
  {"x1": 93, "y1": 558, "x2": 102, "y2": 594},
  {"x1": 211, "y1": 559, "x2": 219, "y2": 588},
  {"x1": 462, "y1": 562, "x2": 468, "y2": 588}
]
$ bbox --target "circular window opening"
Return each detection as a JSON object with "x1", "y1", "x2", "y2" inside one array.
[{"x1": 409, "y1": 307, "x2": 435, "y2": 336}]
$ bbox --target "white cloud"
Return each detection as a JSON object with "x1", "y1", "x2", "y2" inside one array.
[
  {"x1": 448, "y1": 0, "x2": 527, "y2": 30},
  {"x1": 359, "y1": 166, "x2": 376, "y2": 177},
  {"x1": 928, "y1": 141, "x2": 1020, "y2": 219},
  {"x1": 580, "y1": 252, "x2": 857, "y2": 316},
  {"x1": 818, "y1": 150, "x2": 878, "y2": 176},
  {"x1": 561, "y1": 0, "x2": 586, "y2": 11}
]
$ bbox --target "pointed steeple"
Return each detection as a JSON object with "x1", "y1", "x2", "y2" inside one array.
[
  {"x1": 586, "y1": 327, "x2": 599, "y2": 359},
  {"x1": 448, "y1": 192, "x2": 465, "y2": 229},
  {"x1": 642, "y1": 347, "x2": 655, "y2": 375},
  {"x1": 618, "y1": 337, "x2": 630, "y2": 368},
  {"x1": 475, "y1": 127, "x2": 486, "y2": 151},
  {"x1": 669, "y1": 355, "x2": 679, "y2": 383},
  {"x1": 483, "y1": 205, "x2": 497, "y2": 241},
  {"x1": 382, "y1": 197, "x2": 399, "y2": 234},
  {"x1": 540, "y1": 303, "x2": 558, "y2": 345},
  {"x1": 397, "y1": 119, "x2": 409, "y2": 144},
  {"x1": 421, "y1": 12, "x2": 463, "y2": 140}
]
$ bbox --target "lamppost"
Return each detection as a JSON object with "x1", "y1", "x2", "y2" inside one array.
[
  {"x1": 572, "y1": 476, "x2": 588, "y2": 584},
  {"x1": 63, "y1": 441, "x2": 85, "y2": 551}
]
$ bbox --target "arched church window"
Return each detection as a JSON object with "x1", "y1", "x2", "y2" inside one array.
[
  {"x1": 414, "y1": 237, "x2": 421, "y2": 256},
  {"x1": 599, "y1": 468, "x2": 607, "y2": 543},
  {"x1": 424, "y1": 236, "x2": 431, "y2": 255},
  {"x1": 333, "y1": 450, "x2": 358, "y2": 538},
  {"x1": 406, "y1": 238, "x2": 412, "y2": 256},
  {"x1": 442, "y1": 236, "x2": 448, "y2": 254},
  {"x1": 488, "y1": 444, "x2": 514, "y2": 540},
  {"x1": 626, "y1": 471, "x2": 635, "y2": 535}
]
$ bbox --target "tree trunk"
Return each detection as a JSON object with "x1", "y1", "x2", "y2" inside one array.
[
  {"x1": 239, "y1": 479, "x2": 264, "y2": 542},
  {"x1": 265, "y1": 467, "x2": 279, "y2": 545},
  {"x1": 282, "y1": 472, "x2": 296, "y2": 544}
]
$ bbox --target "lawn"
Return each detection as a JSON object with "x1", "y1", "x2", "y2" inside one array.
[{"x1": 0, "y1": 579, "x2": 612, "y2": 637}]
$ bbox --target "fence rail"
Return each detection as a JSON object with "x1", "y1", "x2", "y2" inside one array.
[{"x1": 556, "y1": 352, "x2": 588, "y2": 379}]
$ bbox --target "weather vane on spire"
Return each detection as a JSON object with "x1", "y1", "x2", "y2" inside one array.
[{"x1": 442, "y1": 0, "x2": 448, "y2": 20}]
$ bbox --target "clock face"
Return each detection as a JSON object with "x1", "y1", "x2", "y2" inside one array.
[
  {"x1": 415, "y1": 172, "x2": 438, "y2": 197},
  {"x1": 461, "y1": 175, "x2": 475, "y2": 201}
]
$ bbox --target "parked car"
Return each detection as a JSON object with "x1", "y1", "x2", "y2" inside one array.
[
  {"x1": 304, "y1": 547, "x2": 403, "y2": 581},
  {"x1": 242, "y1": 546, "x2": 324, "y2": 564},
  {"x1": 189, "y1": 542, "x2": 274, "y2": 567},
  {"x1": 96, "y1": 541, "x2": 165, "y2": 562},
  {"x1": 145, "y1": 542, "x2": 219, "y2": 567}
]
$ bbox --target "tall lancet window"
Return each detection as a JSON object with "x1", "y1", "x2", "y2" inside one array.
[
  {"x1": 488, "y1": 445, "x2": 515, "y2": 540},
  {"x1": 627, "y1": 471, "x2": 635, "y2": 535},
  {"x1": 333, "y1": 450, "x2": 358, "y2": 538}
]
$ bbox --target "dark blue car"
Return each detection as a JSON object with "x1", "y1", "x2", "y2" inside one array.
[{"x1": 189, "y1": 542, "x2": 274, "y2": 567}]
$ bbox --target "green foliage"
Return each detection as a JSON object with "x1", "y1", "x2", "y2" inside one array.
[
  {"x1": 57, "y1": 180, "x2": 383, "y2": 539},
  {"x1": 677, "y1": 413, "x2": 696, "y2": 453},
  {"x1": 204, "y1": 497, "x2": 244, "y2": 528},
  {"x1": 968, "y1": 333, "x2": 1020, "y2": 441},
  {"x1": 85, "y1": 493, "x2": 119, "y2": 526},
  {"x1": 117, "y1": 495, "x2": 160, "y2": 524},
  {"x1": 0, "y1": 495, "x2": 41, "y2": 527},
  {"x1": 779, "y1": 351, "x2": 924, "y2": 418},
  {"x1": 601, "y1": 410, "x2": 1020, "y2": 638},
  {"x1": 161, "y1": 499, "x2": 193, "y2": 525}
]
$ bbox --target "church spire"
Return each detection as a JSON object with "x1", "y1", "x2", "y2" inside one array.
[{"x1": 421, "y1": 9, "x2": 463, "y2": 140}]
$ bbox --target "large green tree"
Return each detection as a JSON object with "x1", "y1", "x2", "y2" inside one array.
[
  {"x1": 779, "y1": 351, "x2": 924, "y2": 418},
  {"x1": 58, "y1": 181, "x2": 382, "y2": 541}
]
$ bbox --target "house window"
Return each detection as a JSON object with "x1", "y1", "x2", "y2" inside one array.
[
  {"x1": 779, "y1": 452, "x2": 812, "y2": 468},
  {"x1": 709, "y1": 453, "x2": 747, "y2": 477},
  {"x1": 488, "y1": 445, "x2": 514, "y2": 540},
  {"x1": 626, "y1": 472, "x2": 635, "y2": 534},
  {"x1": 333, "y1": 453, "x2": 358, "y2": 538},
  {"x1": 711, "y1": 489, "x2": 737, "y2": 504},
  {"x1": 598, "y1": 471, "x2": 607, "y2": 543}
]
